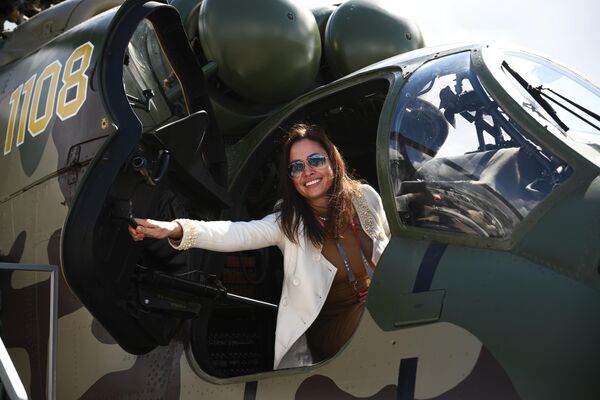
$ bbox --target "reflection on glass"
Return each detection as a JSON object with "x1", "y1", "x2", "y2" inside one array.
[
  {"x1": 502, "y1": 51, "x2": 600, "y2": 153},
  {"x1": 123, "y1": 19, "x2": 187, "y2": 131},
  {"x1": 390, "y1": 52, "x2": 571, "y2": 238}
]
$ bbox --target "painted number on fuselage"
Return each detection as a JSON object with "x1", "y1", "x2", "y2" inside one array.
[{"x1": 3, "y1": 42, "x2": 94, "y2": 155}]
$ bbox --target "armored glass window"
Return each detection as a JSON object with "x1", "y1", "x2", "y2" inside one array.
[
  {"x1": 123, "y1": 19, "x2": 186, "y2": 131},
  {"x1": 501, "y1": 51, "x2": 600, "y2": 154},
  {"x1": 389, "y1": 52, "x2": 571, "y2": 238}
]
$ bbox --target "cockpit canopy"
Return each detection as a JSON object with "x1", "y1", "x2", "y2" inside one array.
[
  {"x1": 389, "y1": 51, "x2": 573, "y2": 238},
  {"x1": 498, "y1": 50, "x2": 600, "y2": 155}
]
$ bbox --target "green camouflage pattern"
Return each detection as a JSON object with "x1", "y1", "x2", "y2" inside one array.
[{"x1": 1, "y1": 0, "x2": 599, "y2": 399}]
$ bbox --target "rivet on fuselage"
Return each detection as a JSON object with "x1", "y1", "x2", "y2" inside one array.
[{"x1": 101, "y1": 117, "x2": 108, "y2": 129}]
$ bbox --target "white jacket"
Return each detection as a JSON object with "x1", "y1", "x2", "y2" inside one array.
[{"x1": 171, "y1": 184, "x2": 390, "y2": 369}]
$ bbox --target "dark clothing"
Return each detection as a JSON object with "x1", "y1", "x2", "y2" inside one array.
[{"x1": 306, "y1": 215, "x2": 375, "y2": 360}]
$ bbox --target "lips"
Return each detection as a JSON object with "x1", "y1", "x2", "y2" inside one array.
[{"x1": 304, "y1": 178, "x2": 322, "y2": 187}]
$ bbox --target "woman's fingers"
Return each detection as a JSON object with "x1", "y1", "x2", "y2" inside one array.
[
  {"x1": 128, "y1": 225, "x2": 144, "y2": 241},
  {"x1": 133, "y1": 218, "x2": 156, "y2": 228},
  {"x1": 132, "y1": 219, "x2": 176, "y2": 239},
  {"x1": 128, "y1": 218, "x2": 159, "y2": 240},
  {"x1": 128, "y1": 218, "x2": 179, "y2": 241}
]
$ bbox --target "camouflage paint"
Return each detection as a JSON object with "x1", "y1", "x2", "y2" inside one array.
[
  {"x1": 196, "y1": 311, "x2": 484, "y2": 399},
  {"x1": 0, "y1": 267, "x2": 51, "y2": 399},
  {"x1": 56, "y1": 308, "x2": 135, "y2": 399},
  {"x1": 80, "y1": 341, "x2": 184, "y2": 399},
  {"x1": 0, "y1": 36, "x2": 104, "y2": 201},
  {"x1": 0, "y1": 9, "x2": 117, "y2": 399},
  {"x1": 0, "y1": 1, "x2": 598, "y2": 399},
  {"x1": 294, "y1": 346, "x2": 519, "y2": 399}
]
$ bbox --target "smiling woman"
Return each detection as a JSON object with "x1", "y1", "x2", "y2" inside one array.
[
  {"x1": 278, "y1": 124, "x2": 362, "y2": 249},
  {"x1": 129, "y1": 122, "x2": 390, "y2": 368}
]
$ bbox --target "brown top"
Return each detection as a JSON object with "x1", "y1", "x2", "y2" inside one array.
[{"x1": 305, "y1": 213, "x2": 375, "y2": 361}]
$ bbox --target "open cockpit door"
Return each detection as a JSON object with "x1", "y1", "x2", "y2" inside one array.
[{"x1": 62, "y1": 0, "x2": 231, "y2": 354}]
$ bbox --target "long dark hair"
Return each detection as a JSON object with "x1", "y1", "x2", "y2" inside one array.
[{"x1": 276, "y1": 124, "x2": 362, "y2": 247}]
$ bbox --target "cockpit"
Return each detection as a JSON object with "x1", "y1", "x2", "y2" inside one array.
[{"x1": 388, "y1": 51, "x2": 574, "y2": 238}]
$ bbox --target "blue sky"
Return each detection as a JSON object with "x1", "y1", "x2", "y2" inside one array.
[{"x1": 302, "y1": 0, "x2": 600, "y2": 86}]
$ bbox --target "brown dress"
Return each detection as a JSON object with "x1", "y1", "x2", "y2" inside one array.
[{"x1": 305, "y1": 213, "x2": 376, "y2": 361}]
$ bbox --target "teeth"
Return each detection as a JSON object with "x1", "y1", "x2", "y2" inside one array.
[{"x1": 305, "y1": 178, "x2": 321, "y2": 187}]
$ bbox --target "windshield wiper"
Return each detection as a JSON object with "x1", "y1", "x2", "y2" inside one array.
[
  {"x1": 537, "y1": 87, "x2": 600, "y2": 132},
  {"x1": 502, "y1": 61, "x2": 569, "y2": 131}
]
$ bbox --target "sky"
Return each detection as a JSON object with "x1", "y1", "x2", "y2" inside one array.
[
  {"x1": 302, "y1": 0, "x2": 600, "y2": 86},
  {"x1": 3, "y1": 0, "x2": 598, "y2": 86}
]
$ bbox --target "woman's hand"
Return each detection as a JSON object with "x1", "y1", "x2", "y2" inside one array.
[{"x1": 128, "y1": 218, "x2": 183, "y2": 242}]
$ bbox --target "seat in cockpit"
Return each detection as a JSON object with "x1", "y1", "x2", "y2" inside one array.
[
  {"x1": 391, "y1": 98, "x2": 550, "y2": 235},
  {"x1": 390, "y1": 98, "x2": 449, "y2": 194},
  {"x1": 416, "y1": 146, "x2": 548, "y2": 213}
]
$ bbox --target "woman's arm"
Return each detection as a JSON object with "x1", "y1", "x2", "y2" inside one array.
[{"x1": 129, "y1": 213, "x2": 283, "y2": 252}]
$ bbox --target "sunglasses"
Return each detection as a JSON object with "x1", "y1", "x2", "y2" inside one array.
[{"x1": 288, "y1": 153, "x2": 328, "y2": 178}]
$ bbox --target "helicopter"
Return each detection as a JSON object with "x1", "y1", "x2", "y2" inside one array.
[{"x1": 1, "y1": 0, "x2": 599, "y2": 398}]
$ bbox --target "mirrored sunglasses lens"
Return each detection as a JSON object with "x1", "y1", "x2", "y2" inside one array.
[
  {"x1": 307, "y1": 154, "x2": 326, "y2": 168},
  {"x1": 288, "y1": 161, "x2": 304, "y2": 177}
]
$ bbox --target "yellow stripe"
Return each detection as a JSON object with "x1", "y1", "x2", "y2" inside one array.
[
  {"x1": 28, "y1": 61, "x2": 61, "y2": 137},
  {"x1": 16, "y1": 75, "x2": 36, "y2": 147},
  {"x1": 57, "y1": 42, "x2": 93, "y2": 120},
  {"x1": 4, "y1": 84, "x2": 22, "y2": 155}
]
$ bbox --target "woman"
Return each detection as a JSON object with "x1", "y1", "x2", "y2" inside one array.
[{"x1": 129, "y1": 123, "x2": 390, "y2": 369}]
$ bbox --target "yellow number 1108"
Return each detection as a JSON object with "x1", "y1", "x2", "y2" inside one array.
[{"x1": 4, "y1": 42, "x2": 94, "y2": 156}]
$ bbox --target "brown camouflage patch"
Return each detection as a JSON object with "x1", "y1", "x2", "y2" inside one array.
[
  {"x1": 295, "y1": 346, "x2": 519, "y2": 400},
  {"x1": 0, "y1": 270, "x2": 49, "y2": 400},
  {"x1": 47, "y1": 229, "x2": 84, "y2": 318},
  {"x1": 91, "y1": 318, "x2": 117, "y2": 345},
  {"x1": 430, "y1": 346, "x2": 520, "y2": 399},
  {"x1": 0, "y1": 230, "x2": 26, "y2": 263},
  {"x1": 296, "y1": 375, "x2": 397, "y2": 399},
  {"x1": 1, "y1": 231, "x2": 48, "y2": 399},
  {"x1": 79, "y1": 341, "x2": 184, "y2": 399}
]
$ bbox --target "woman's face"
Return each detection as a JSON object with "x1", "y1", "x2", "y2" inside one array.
[{"x1": 289, "y1": 139, "x2": 334, "y2": 208}]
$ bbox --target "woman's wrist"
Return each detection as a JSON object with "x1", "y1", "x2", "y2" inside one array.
[{"x1": 169, "y1": 221, "x2": 183, "y2": 241}]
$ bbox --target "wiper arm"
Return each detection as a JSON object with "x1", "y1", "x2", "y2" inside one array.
[
  {"x1": 538, "y1": 87, "x2": 600, "y2": 131},
  {"x1": 502, "y1": 61, "x2": 569, "y2": 131}
]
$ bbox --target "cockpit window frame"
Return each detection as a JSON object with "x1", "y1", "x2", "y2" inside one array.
[
  {"x1": 376, "y1": 47, "x2": 596, "y2": 251},
  {"x1": 477, "y1": 45, "x2": 600, "y2": 171}
]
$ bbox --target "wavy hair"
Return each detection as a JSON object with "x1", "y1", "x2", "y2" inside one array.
[{"x1": 276, "y1": 124, "x2": 362, "y2": 247}]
